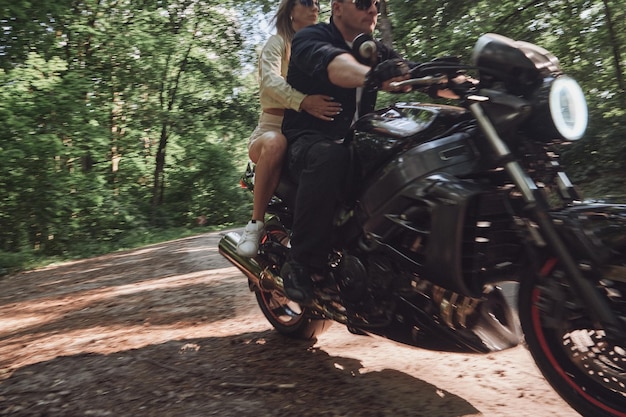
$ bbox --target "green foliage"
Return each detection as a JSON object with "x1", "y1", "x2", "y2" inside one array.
[
  {"x1": 2, "y1": 0, "x2": 624, "y2": 273},
  {"x1": 164, "y1": 139, "x2": 252, "y2": 227},
  {"x1": 1, "y1": 0, "x2": 259, "y2": 268},
  {"x1": 387, "y1": 0, "x2": 626, "y2": 191}
]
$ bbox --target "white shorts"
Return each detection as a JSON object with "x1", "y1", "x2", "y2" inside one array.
[{"x1": 247, "y1": 112, "x2": 284, "y2": 150}]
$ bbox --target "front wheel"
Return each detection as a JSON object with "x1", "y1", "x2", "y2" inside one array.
[
  {"x1": 519, "y1": 260, "x2": 626, "y2": 417},
  {"x1": 254, "y1": 220, "x2": 332, "y2": 340}
]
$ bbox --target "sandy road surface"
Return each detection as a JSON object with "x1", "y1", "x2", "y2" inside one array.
[{"x1": 0, "y1": 230, "x2": 580, "y2": 416}]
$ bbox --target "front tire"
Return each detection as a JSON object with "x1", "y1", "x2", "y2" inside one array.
[{"x1": 519, "y1": 260, "x2": 626, "y2": 417}]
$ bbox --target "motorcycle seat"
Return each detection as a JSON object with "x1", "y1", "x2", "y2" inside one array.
[{"x1": 274, "y1": 170, "x2": 298, "y2": 209}]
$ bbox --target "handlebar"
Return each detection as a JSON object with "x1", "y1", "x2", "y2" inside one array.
[{"x1": 389, "y1": 74, "x2": 448, "y2": 89}]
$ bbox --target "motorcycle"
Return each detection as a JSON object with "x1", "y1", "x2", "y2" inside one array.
[{"x1": 219, "y1": 33, "x2": 626, "y2": 416}]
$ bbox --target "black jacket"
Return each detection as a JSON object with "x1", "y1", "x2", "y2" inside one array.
[{"x1": 282, "y1": 21, "x2": 401, "y2": 142}]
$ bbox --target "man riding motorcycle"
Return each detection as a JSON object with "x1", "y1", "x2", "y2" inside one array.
[{"x1": 281, "y1": 0, "x2": 459, "y2": 304}]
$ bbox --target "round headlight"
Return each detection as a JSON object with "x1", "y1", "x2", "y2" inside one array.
[{"x1": 549, "y1": 76, "x2": 588, "y2": 140}]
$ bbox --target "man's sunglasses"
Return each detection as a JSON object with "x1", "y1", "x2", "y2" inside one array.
[
  {"x1": 351, "y1": 0, "x2": 380, "y2": 12},
  {"x1": 298, "y1": 0, "x2": 380, "y2": 12}
]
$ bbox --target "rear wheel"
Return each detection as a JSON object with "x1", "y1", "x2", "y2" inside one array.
[
  {"x1": 254, "y1": 220, "x2": 332, "y2": 339},
  {"x1": 255, "y1": 290, "x2": 331, "y2": 339},
  {"x1": 519, "y1": 260, "x2": 626, "y2": 417}
]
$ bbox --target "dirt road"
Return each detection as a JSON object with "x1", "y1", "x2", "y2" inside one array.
[{"x1": 0, "y1": 231, "x2": 580, "y2": 416}]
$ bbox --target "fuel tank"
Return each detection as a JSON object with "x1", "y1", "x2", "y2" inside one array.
[
  {"x1": 352, "y1": 103, "x2": 481, "y2": 221},
  {"x1": 352, "y1": 102, "x2": 471, "y2": 177}
]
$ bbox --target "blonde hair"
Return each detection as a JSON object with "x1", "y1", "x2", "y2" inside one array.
[{"x1": 271, "y1": 0, "x2": 298, "y2": 45}]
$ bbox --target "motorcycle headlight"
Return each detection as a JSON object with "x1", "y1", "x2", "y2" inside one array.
[
  {"x1": 526, "y1": 76, "x2": 589, "y2": 142},
  {"x1": 549, "y1": 76, "x2": 588, "y2": 141}
]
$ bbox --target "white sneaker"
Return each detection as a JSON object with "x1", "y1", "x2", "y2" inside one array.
[{"x1": 236, "y1": 220, "x2": 264, "y2": 257}]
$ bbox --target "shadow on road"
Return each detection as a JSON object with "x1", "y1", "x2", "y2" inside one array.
[{"x1": 0, "y1": 330, "x2": 480, "y2": 417}]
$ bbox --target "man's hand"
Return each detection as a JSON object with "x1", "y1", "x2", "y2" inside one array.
[
  {"x1": 365, "y1": 58, "x2": 410, "y2": 92},
  {"x1": 435, "y1": 74, "x2": 478, "y2": 99}
]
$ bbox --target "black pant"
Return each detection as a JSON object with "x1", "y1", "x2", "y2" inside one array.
[{"x1": 286, "y1": 134, "x2": 350, "y2": 269}]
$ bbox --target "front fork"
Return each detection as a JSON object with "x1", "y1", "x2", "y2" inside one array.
[{"x1": 469, "y1": 101, "x2": 624, "y2": 340}]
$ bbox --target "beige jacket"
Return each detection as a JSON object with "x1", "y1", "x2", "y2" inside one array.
[{"x1": 258, "y1": 34, "x2": 306, "y2": 112}]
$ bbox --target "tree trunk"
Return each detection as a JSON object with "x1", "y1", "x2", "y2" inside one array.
[
  {"x1": 378, "y1": 0, "x2": 393, "y2": 48},
  {"x1": 601, "y1": 0, "x2": 625, "y2": 92},
  {"x1": 150, "y1": 20, "x2": 197, "y2": 209},
  {"x1": 152, "y1": 124, "x2": 168, "y2": 207}
]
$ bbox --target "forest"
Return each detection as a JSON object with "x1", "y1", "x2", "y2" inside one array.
[{"x1": 1, "y1": 0, "x2": 624, "y2": 272}]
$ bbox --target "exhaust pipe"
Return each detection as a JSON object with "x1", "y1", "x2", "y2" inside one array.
[
  {"x1": 218, "y1": 231, "x2": 283, "y2": 292},
  {"x1": 219, "y1": 231, "x2": 348, "y2": 324}
]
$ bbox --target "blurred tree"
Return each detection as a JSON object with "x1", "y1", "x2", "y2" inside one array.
[
  {"x1": 1, "y1": 0, "x2": 625, "y2": 263},
  {"x1": 0, "y1": 0, "x2": 263, "y2": 258},
  {"x1": 386, "y1": 0, "x2": 625, "y2": 190}
]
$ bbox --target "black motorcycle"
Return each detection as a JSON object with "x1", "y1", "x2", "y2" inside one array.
[{"x1": 219, "y1": 33, "x2": 626, "y2": 417}]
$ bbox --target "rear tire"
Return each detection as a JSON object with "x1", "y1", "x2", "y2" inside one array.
[
  {"x1": 519, "y1": 261, "x2": 626, "y2": 417},
  {"x1": 254, "y1": 218, "x2": 332, "y2": 340},
  {"x1": 255, "y1": 289, "x2": 332, "y2": 339}
]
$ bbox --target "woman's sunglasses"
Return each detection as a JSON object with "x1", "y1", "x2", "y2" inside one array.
[{"x1": 298, "y1": 0, "x2": 320, "y2": 7}]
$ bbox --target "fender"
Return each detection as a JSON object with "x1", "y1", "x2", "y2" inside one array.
[{"x1": 551, "y1": 202, "x2": 626, "y2": 265}]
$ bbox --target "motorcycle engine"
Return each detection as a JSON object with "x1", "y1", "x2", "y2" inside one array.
[
  {"x1": 335, "y1": 255, "x2": 368, "y2": 304},
  {"x1": 335, "y1": 253, "x2": 398, "y2": 309}
]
